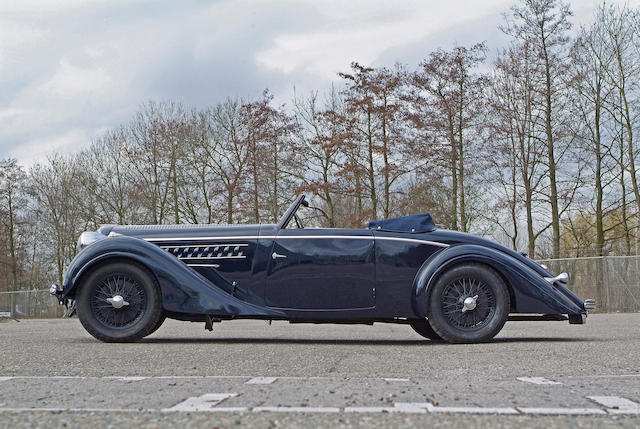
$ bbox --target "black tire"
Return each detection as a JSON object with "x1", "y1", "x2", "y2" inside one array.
[
  {"x1": 147, "y1": 313, "x2": 166, "y2": 336},
  {"x1": 409, "y1": 319, "x2": 444, "y2": 341},
  {"x1": 76, "y1": 262, "x2": 163, "y2": 343},
  {"x1": 427, "y1": 263, "x2": 509, "y2": 344}
]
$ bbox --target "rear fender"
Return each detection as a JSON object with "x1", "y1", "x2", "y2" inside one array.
[
  {"x1": 62, "y1": 236, "x2": 282, "y2": 317},
  {"x1": 411, "y1": 244, "x2": 583, "y2": 318}
]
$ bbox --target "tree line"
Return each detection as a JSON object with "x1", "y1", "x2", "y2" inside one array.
[{"x1": 1, "y1": 0, "x2": 640, "y2": 292}]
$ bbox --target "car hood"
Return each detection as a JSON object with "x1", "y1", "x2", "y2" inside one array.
[{"x1": 98, "y1": 223, "x2": 267, "y2": 241}]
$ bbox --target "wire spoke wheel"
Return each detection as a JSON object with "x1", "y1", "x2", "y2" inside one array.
[
  {"x1": 89, "y1": 274, "x2": 147, "y2": 329},
  {"x1": 441, "y1": 278, "x2": 495, "y2": 330},
  {"x1": 77, "y1": 262, "x2": 162, "y2": 342},
  {"x1": 427, "y1": 263, "x2": 509, "y2": 343}
]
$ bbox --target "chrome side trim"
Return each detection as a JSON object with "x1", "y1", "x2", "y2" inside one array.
[
  {"x1": 186, "y1": 263, "x2": 221, "y2": 268},
  {"x1": 177, "y1": 255, "x2": 246, "y2": 260},
  {"x1": 159, "y1": 244, "x2": 249, "y2": 248},
  {"x1": 144, "y1": 235, "x2": 449, "y2": 247}
]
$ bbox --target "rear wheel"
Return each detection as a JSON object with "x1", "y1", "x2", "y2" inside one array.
[
  {"x1": 77, "y1": 262, "x2": 162, "y2": 343},
  {"x1": 427, "y1": 263, "x2": 509, "y2": 344},
  {"x1": 409, "y1": 319, "x2": 443, "y2": 342}
]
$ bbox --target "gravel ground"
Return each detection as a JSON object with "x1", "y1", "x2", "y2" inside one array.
[{"x1": 0, "y1": 313, "x2": 639, "y2": 428}]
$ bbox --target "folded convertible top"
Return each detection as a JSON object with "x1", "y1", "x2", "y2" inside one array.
[{"x1": 367, "y1": 213, "x2": 436, "y2": 233}]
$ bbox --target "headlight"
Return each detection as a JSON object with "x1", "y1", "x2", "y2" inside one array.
[{"x1": 77, "y1": 231, "x2": 106, "y2": 250}]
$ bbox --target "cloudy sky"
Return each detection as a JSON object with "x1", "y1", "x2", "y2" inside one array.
[{"x1": 1, "y1": 0, "x2": 637, "y2": 166}]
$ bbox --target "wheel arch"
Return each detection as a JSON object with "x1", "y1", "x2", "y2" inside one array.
[
  {"x1": 428, "y1": 259, "x2": 515, "y2": 312},
  {"x1": 412, "y1": 252, "x2": 517, "y2": 318},
  {"x1": 68, "y1": 254, "x2": 159, "y2": 299},
  {"x1": 61, "y1": 235, "x2": 286, "y2": 318},
  {"x1": 411, "y1": 244, "x2": 580, "y2": 318}
]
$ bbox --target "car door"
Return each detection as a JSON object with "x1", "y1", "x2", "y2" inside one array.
[{"x1": 265, "y1": 228, "x2": 376, "y2": 310}]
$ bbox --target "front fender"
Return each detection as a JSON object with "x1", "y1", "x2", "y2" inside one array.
[
  {"x1": 411, "y1": 244, "x2": 584, "y2": 318},
  {"x1": 62, "y1": 236, "x2": 283, "y2": 317}
]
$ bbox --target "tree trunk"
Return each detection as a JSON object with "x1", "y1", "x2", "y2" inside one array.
[
  {"x1": 448, "y1": 115, "x2": 458, "y2": 230},
  {"x1": 382, "y1": 95, "x2": 390, "y2": 218},
  {"x1": 366, "y1": 111, "x2": 377, "y2": 218},
  {"x1": 457, "y1": 95, "x2": 467, "y2": 232},
  {"x1": 618, "y1": 131, "x2": 632, "y2": 255},
  {"x1": 594, "y1": 91, "x2": 604, "y2": 256},
  {"x1": 252, "y1": 137, "x2": 260, "y2": 223},
  {"x1": 227, "y1": 189, "x2": 233, "y2": 224},
  {"x1": 542, "y1": 43, "x2": 561, "y2": 259}
]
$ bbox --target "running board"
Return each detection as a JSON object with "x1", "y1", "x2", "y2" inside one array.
[{"x1": 508, "y1": 314, "x2": 568, "y2": 322}]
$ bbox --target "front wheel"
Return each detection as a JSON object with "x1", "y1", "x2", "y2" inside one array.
[
  {"x1": 77, "y1": 262, "x2": 163, "y2": 342},
  {"x1": 427, "y1": 263, "x2": 509, "y2": 344}
]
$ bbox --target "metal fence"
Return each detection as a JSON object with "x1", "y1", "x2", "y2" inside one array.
[
  {"x1": 1, "y1": 256, "x2": 639, "y2": 318},
  {"x1": 539, "y1": 255, "x2": 640, "y2": 313},
  {"x1": 0, "y1": 289, "x2": 64, "y2": 319}
]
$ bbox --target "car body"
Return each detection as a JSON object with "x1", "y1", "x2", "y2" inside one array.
[{"x1": 51, "y1": 195, "x2": 594, "y2": 343}]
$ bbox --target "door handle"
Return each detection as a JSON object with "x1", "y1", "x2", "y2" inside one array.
[{"x1": 272, "y1": 252, "x2": 287, "y2": 260}]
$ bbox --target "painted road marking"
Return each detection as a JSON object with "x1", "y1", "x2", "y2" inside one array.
[
  {"x1": 517, "y1": 377, "x2": 562, "y2": 385},
  {"x1": 344, "y1": 406, "x2": 398, "y2": 413},
  {"x1": 0, "y1": 375, "x2": 334, "y2": 381},
  {"x1": 0, "y1": 408, "x2": 141, "y2": 413},
  {"x1": 162, "y1": 393, "x2": 238, "y2": 412},
  {"x1": 588, "y1": 396, "x2": 640, "y2": 414},
  {"x1": 426, "y1": 404, "x2": 519, "y2": 415},
  {"x1": 0, "y1": 400, "x2": 639, "y2": 415},
  {"x1": 2, "y1": 375, "x2": 639, "y2": 416},
  {"x1": 569, "y1": 374, "x2": 640, "y2": 378},
  {"x1": 519, "y1": 407, "x2": 606, "y2": 415},
  {"x1": 246, "y1": 377, "x2": 277, "y2": 385},
  {"x1": 345, "y1": 403, "x2": 428, "y2": 413},
  {"x1": 254, "y1": 406, "x2": 341, "y2": 413},
  {"x1": 5, "y1": 374, "x2": 640, "y2": 382},
  {"x1": 104, "y1": 376, "x2": 148, "y2": 382}
]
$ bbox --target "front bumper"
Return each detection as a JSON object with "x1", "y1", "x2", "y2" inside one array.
[
  {"x1": 50, "y1": 283, "x2": 76, "y2": 317},
  {"x1": 50, "y1": 283, "x2": 64, "y2": 303},
  {"x1": 568, "y1": 299, "x2": 596, "y2": 324}
]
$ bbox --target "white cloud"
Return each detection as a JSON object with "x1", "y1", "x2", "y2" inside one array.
[
  {"x1": 1, "y1": 0, "x2": 640, "y2": 166},
  {"x1": 10, "y1": 128, "x2": 90, "y2": 166},
  {"x1": 39, "y1": 57, "x2": 113, "y2": 97},
  {"x1": 255, "y1": 1, "x2": 506, "y2": 78}
]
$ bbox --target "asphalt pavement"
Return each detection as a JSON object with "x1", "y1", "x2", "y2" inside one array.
[{"x1": 1, "y1": 313, "x2": 639, "y2": 428}]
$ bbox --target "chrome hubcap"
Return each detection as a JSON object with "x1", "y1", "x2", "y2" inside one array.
[
  {"x1": 442, "y1": 278, "x2": 495, "y2": 329},
  {"x1": 106, "y1": 295, "x2": 129, "y2": 309},
  {"x1": 461, "y1": 295, "x2": 479, "y2": 313}
]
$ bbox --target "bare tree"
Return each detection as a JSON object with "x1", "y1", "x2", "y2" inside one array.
[
  {"x1": 408, "y1": 43, "x2": 488, "y2": 232},
  {"x1": 488, "y1": 43, "x2": 548, "y2": 256},
  {"x1": 502, "y1": 0, "x2": 573, "y2": 258},
  {"x1": 0, "y1": 158, "x2": 28, "y2": 292},
  {"x1": 29, "y1": 155, "x2": 87, "y2": 286},
  {"x1": 210, "y1": 99, "x2": 251, "y2": 224},
  {"x1": 597, "y1": 4, "x2": 640, "y2": 242},
  {"x1": 292, "y1": 88, "x2": 350, "y2": 227}
]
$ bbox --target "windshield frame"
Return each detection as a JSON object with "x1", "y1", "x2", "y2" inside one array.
[{"x1": 276, "y1": 195, "x2": 307, "y2": 229}]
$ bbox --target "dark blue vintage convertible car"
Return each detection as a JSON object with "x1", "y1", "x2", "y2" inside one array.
[{"x1": 51, "y1": 195, "x2": 594, "y2": 343}]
